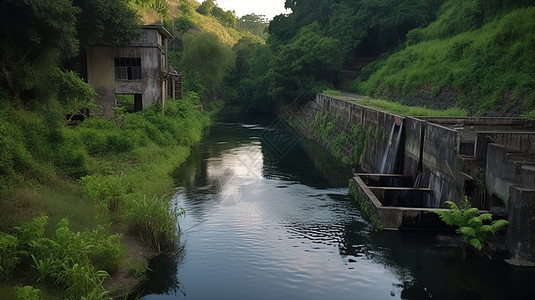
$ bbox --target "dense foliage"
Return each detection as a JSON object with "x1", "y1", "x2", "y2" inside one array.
[
  {"x1": 434, "y1": 199, "x2": 509, "y2": 251},
  {"x1": 0, "y1": 0, "x2": 140, "y2": 105},
  {"x1": 178, "y1": 32, "x2": 236, "y2": 100},
  {"x1": 355, "y1": 1, "x2": 535, "y2": 115},
  {"x1": 1, "y1": 0, "x2": 534, "y2": 296},
  {"x1": 227, "y1": 0, "x2": 535, "y2": 115},
  {"x1": 0, "y1": 90, "x2": 211, "y2": 297},
  {"x1": 229, "y1": 0, "x2": 447, "y2": 113}
]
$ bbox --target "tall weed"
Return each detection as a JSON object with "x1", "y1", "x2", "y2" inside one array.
[
  {"x1": 81, "y1": 175, "x2": 125, "y2": 213},
  {"x1": 14, "y1": 286, "x2": 41, "y2": 300},
  {"x1": 15, "y1": 216, "x2": 121, "y2": 298},
  {"x1": 125, "y1": 194, "x2": 185, "y2": 252},
  {"x1": 0, "y1": 233, "x2": 19, "y2": 282}
]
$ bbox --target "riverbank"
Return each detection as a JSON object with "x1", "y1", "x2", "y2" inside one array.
[
  {"x1": 136, "y1": 103, "x2": 535, "y2": 299},
  {"x1": 281, "y1": 93, "x2": 535, "y2": 265},
  {"x1": 0, "y1": 95, "x2": 219, "y2": 298}
]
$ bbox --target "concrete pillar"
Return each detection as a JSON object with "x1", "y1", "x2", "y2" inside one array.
[{"x1": 506, "y1": 186, "x2": 535, "y2": 266}]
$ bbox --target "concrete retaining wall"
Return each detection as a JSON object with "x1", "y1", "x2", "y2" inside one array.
[
  {"x1": 315, "y1": 94, "x2": 464, "y2": 207},
  {"x1": 286, "y1": 94, "x2": 535, "y2": 264},
  {"x1": 315, "y1": 94, "x2": 398, "y2": 173}
]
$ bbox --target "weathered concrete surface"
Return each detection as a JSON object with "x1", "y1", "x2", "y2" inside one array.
[
  {"x1": 506, "y1": 187, "x2": 535, "y2": 266},
  {"x1": 486, "y1": 143, "x2": 521, "y2": 202},
  {"x1": 288, "y1": 94, "x2": 535, "y2": 263},
  {"x1": 87, "y1": 26, "x2": 179, "y2": 118},
  {"x1": 424, "y1": 123, "x2": 464, "y2": 207},
  {"x1": 476, "y1": 132, "x2": 535, "y2": 162},
  {"x1": 316, "y1": 94, "x2": 465, "y2": 207},
  {"x1": 403, "y1": 117, "x2": 425, "y2": 185},
  {"x1": 315, "y1": 94, "x2": 399, "y2": 173},
  {"x1": 486, "y1": 143, "x2": 535, "y2": 264},
  {"x1": 87, "y1": 46, "x2": 115, "y2": 118},
  {"x1": 352, "y1": 176, "x2": 448, "y2": 230}
]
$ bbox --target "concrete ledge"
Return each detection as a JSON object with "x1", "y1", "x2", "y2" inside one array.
[{"x1": 352, "y1": 175, "x2": 450, "y2": 230}]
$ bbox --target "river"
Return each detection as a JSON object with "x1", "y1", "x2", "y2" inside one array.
[{"x1": 139, "y1": 107, "x2": 535, "y2": 300}]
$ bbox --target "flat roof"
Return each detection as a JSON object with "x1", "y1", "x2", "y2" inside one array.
[{"x1": 142, "y1": 25, "x2": 173, "y2": 39}]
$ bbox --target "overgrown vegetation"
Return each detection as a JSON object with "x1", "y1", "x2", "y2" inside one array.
[
  {"x1": 434, "y1": 198, "x2": 509, "y2": 251},
  {"x1": 225, "y1": 0, "x2": 534, "y2": 116},
  {"x1": 2, "y1": 0, "x2": 534, "y2": 296},
  {"x1": 354, "y1": 0, "x2": 535, "y2": 115},
  {"x1": 0, "y1": 92, "x2": 211, "y2": 297},
  {"x1": 337, "y1": 95, "x2": 468, "y2": 117},
  {"x1": 0, "y1": 0, "x2": 231, "y2": 298},
  {"x1": 1, "y1": 215, "x2": 122, "y2": 299},
  {"x1": 306, "y1": 112, "x2": 380, "y2": 165}
]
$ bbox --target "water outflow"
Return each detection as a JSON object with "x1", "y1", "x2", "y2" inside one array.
[
  {"x1": 413, "y1": 171, "x2": 422, "y2": 188},
  {"x1": 380, "y1": 121, "x2": 404, "y2": 174}
]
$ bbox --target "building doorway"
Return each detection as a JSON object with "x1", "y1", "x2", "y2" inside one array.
[{"x1": 116, "y1": 94, "x2": 142, "y2": 113}]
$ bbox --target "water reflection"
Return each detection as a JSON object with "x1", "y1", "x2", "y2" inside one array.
[{"x1": 140, "y1": 107, "x2": 535, "y2": 300}]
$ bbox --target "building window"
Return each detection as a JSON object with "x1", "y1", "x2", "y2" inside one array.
[{"x1": 115, "y1": 58, "x2": 141, "y2": 80}]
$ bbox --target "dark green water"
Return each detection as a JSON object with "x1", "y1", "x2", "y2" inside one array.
[{"x1": 139, "y1": 107, "x2": 535, "y2": 300}]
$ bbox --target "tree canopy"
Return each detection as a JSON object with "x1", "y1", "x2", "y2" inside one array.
[
  {"x1": 179, "y1": 31, "x2": 236, "y2": 99},
  {"x1": 0, "y1": 0, "x2": 140, "y2": 104},
  {"x1": 226, "y1": 0, "x2": 535, "y2": 115}
]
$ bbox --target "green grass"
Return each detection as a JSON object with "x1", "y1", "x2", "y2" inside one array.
[
  {"x1": 0, "y1": 93, "x2": 213, "y2": 297},
  {"x1": 351, "y1": 97, "x2": 467, "y2": 117},
  {"x1": 355, "y1": 5, "x2": 535, "y2": 116},
  {"x1": 328, "y1": 93, "x2": 468, "y2": 117}
]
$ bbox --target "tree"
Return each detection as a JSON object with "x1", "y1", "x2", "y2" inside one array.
[
  {"x1": 196, "y1": 0, "x2": 215, "y2": 16},
  {"x1": 180, "y1": 32, "x2": 235, "y2": 100},
  {"x1": 238, "y1": 14, "x2": 269, "y2": 39},
  {"x1": 73, "y1": 0, "x2": 141, "y2": 48},
  {"x1": 0, "y1": 0, "x2": 140, "y2": 105},
  {"x1": 268, "y1": 22, "x2": 342, "y2": 104},
  {"x1": 212, "y1": 6, "x2": 238, "y2": 29},
  {"x1": 237, "y1": 44, "x2": 273, "y2": 113},
  {"x1": 0, "y1": 0, "x2": 79, "y2": 103}
]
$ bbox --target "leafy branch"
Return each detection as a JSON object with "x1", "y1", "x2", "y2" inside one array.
[{"x1": 434, "y1": 198, "x2": 508, "y2": 251}]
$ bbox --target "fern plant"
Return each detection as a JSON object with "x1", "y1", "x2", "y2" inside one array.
[{"x1": 434, "y1": 198, "x2": 509, "y2": 251}]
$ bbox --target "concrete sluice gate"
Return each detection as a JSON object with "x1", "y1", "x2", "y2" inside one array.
[
  {"x1": 313, "y1": 94, "x2": 535, "y2": 264},
  {"x1": 353, "y1": 174, "x2": 451, "y2": 230}
]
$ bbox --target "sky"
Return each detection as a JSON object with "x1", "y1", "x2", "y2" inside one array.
[{"x1": 215, "y1": 0, "x2": 290, "y2": 20}]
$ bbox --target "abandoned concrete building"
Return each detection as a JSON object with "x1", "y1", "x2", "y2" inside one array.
[{"x1": 86, "y1": 25, "x2": 182, "y2": 118}]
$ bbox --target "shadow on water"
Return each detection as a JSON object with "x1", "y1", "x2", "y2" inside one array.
[{"x1": 137, "y1": 106, "x2": 535, "y2": 300}]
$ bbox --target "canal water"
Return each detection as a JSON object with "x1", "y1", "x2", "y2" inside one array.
[{"x1": 140, "y1": 107, "x2": 535, "y2": 300}]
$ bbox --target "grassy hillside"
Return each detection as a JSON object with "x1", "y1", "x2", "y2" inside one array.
[
  {"x1": 353, "y1": 0, "x2": 535, "y2": 116},
  {"x1": 133, "y1": 0, "x2": 263, "y2": 46}
]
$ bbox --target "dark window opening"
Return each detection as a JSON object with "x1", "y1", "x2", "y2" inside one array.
[
  {"x1": 116, "y1": 94, "x2": 142, "y2": 113},
  {"x1": 115, "y1": 57, "x2": 141, "y2": 80}
]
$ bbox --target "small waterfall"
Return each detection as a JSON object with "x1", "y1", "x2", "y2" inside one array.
[
  {"x1": 428, "y1": 172, "x2": 444, "y2": 208},
  {"x1": 380, "y1": 120, "x2": 404, "y2": 174},
  {"x1": 413, "y1": 171, "x2": 422, "y2": 188},
  {"x1": 393, "y1": 121, "x2": 404, "y2": 172},
  {"x1": 379, "y1": 123, "x2": 396, "y2": 173}
]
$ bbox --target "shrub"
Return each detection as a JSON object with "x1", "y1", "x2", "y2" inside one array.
[
  {"x1": 16, "y1": 215, "x2": 48, "y2": 255},
  {"x1": 16, "y1": 216, "x2": 121, "y2": 298},
  {"x1": 124, "y1": 194, "x2": 185, "y2": 252},
  {"x1": 14, "y1": 286, "x2": 40, "y2": 300},
  {"x1": 81, "y1": 175, "x2": 125, "y2": 213},
  {"x1": 56, "y1": 70, "x2": 98, "y2": 120},
  {"x1": 77, "y1": 128, "x2": 108, "y2": 155},
  {"x1": 54, "y1": 144, "x2": 89, "y2": 179},
  {"x1": 81, "y1": 226, "x2": 123, "y2": 274},
  {"x1": 434, "y1": 198, "x2": 509, "y2": 251},
  {"x1": 0, "y1": 233, "x2": 19, "y2": 282}
]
